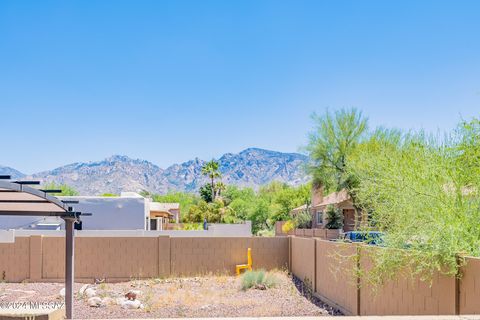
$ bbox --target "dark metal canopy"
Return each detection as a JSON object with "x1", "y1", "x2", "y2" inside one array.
[{"x1": 0, "y1": 178, "x2": 88, "y2": 319}]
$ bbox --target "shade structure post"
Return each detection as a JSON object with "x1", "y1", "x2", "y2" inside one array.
[{"x1": 63, "y1": 217, "x2": 75, "y2": 319}]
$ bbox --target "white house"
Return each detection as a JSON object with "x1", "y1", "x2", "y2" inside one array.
[{"x1": 0, "y1": 192, "x2": 178, "y2": 231}]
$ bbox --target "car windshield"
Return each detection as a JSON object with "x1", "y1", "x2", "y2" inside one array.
[{"x1": 347, "y1": 232, "x2": 383, "y2": 244}]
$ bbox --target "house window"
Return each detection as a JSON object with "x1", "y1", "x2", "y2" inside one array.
[{"x1": 316, "y1": 211, "x2": 323, "y2": 225}]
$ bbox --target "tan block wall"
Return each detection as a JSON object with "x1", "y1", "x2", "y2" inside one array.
[
  {"x1": 303, "y1": 229, "x2": 313, "y2": 237},
  {"x1": 274, "y1": 221, "x2": 286, "y2": 236},
  {"x1": 313, "y1": 228, "x2": 326, "y2": 238},
  {"x1": 291, "y1": 237, "x2": 315, "y2": 284},
  {"x1": 315, "y1": 239, "x2": 358, "y2": 315},
  {"x1": 0, "y1": 237, "x2": 30, "y2": 281},
  {"x1": 290, "y1": 236, "x2": 464, "y2": 316},
  {"x1": 294, "y1": 229, "x2": 305, "y2": 237},
  {"x1": 1, "y1": 236, "x2": 287, "y2": 282},
  {"x1": 359, "y1": 248, "x2": 456, "y2": 315},
  {"x1": 252, "y1": 237, "x2": 289, "y2": 270},
  {"x1": 171, "y1": 237, "x2": 251, "y2": 276},
  {"x1": 42, "y1": 237, "x2": 167, "y2": 281},
  {"x1": 459, "y1": 256, "x2": 480, "y2": 314},
  {"x1": 170, "y1": 237, "x2": 288, "y2": 276}
]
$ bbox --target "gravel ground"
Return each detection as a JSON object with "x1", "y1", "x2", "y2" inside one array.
[{"x1": 0, "y1": 271, "x2": 340, "y2": 318}]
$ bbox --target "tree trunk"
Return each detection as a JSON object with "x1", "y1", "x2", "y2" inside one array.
[{"x1": 211, "y1": 176, "x2": 215, "y2": 201}]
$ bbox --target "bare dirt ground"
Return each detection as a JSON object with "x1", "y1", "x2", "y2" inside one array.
[{"x1": 0, "y1": 271, "x2": 340, "y2": 318}]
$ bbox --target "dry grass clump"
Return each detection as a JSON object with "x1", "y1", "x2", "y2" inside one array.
[{"x1": 240, "y1": 270, "x2": 279, "y2": 290}]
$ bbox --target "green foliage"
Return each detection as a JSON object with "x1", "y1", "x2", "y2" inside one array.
[
  {"x1": 257, "y1": 229, "x2": 275, "y2": 237},
  {"x1": 100, "y1": 193, "x2": 118, "y2": 197},
  {"x1": 180, "y1": 182, "x2": 310, "y2": 234},
  {"x1": 151, "y1": 192, "x2": 200, "y2": 222},
  {"x1": 41, "y1": 182, "x2": 79, "y2": 196},
  {"x1": 306, "y1": 108, "x2": 368, "y2": 194},
  {"x1": 184, "y1": 198, "x2": 235, "y2": 223},
  {"x1": 240, "y1": 270, "x2": 279, "y2": 290},
  {"x1": 199, "y1": 184, "x2": 213, "y2": 202},
  {"x1": 179, "y1": 223, "x2": 202, "y2": 230},
  {"x1": 201, "y1": 160, "x2": 221, "y2": 201},
  {"x1": 346, "y1": 118, "x2": 480, "y2": 281},
  {"x1": 293, "y1": 210, "x2": 312, "y2": 229},
  {"x1": 325, "y1": 205, "x2": 343, "y2": 229}
]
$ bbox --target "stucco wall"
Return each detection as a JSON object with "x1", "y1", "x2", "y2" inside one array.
[
  {"x1": 0, "y1": 196, "x2": 148, "y2": 231},
  {"x1": 59, "y1": 196, "x2": 148, "y2": 230}
]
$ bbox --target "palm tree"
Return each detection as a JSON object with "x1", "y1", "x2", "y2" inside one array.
[
  {"x1": 201, "y1": 160, "x2": 221, "y2": 200},
  {"x1": 215, "y1": 181, "x2": 226, "y2": 198}
]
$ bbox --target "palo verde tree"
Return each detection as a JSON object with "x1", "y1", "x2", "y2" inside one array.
[
  {"x1": 346, "y1": 118, "x2": 480, "y2": 282},
  {"x1": 306, "y1": 108, "x2": 368, "y2": 210}
]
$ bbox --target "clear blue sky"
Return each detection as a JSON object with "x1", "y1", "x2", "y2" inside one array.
[{"x1": 1, "y1": 0, "x2": 479, "y2": 174}]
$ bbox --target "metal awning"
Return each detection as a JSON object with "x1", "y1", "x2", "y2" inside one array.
[
  {"x1": 0, "y1": 180, "x2": 70, "y2": 214},
  {"x1": 0, "y1": 178, "x2": 89, "y2": 319}
]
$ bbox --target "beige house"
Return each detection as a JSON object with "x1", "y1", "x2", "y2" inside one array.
[
  {"x1": 149, "y1": 202, "x2": 180, "y2": 230},
  {"x1": 290, "y1": 185, "x2": 357, "y2": 232}
]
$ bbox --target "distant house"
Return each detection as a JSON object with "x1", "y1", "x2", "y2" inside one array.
[
  {"x1": 290, "y1": 186, "x2": 357, "y2": 232},
  {"x1": 0, "y1": 192, "x2": 180, "y2": 231},
  {"x1": 149, "y1": 202, "x2": 180, "y2": 230}
]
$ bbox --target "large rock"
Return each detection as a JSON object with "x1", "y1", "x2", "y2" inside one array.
[
  {"x1": 79, "y1": 284, "x2": 91, "y2": 296},
  {"x1": 84, "y1": 287, "x2": 97, "y2": 298},
  {"x1": 120, "y1": 299, "x2": 143, "y2": 309},
  {"x1": 87, "y1": 297, "x2": 102, "y2": 307}
]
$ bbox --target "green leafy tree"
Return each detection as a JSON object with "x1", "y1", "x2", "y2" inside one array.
[
  {"x1": 42, "y1": 182, "x2": 79, "y2": 196},
  {"x1": 152, "y1": 192, "x2": 200, "y2": 222},
  {"x1": 346, "y1": 118, "x2": 480, "y2": 282},
  {"x1": 199, "y1": 184, "x2": 213, "y2": 202},
  {"x1": 306, "y1": 108, "x2": 368, "y2": 195}
]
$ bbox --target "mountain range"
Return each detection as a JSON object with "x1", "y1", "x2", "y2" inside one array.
[{"x1": 0, "y1": 148, "x2": 310, "y2": 195}]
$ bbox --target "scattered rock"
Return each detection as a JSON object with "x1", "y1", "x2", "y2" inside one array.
[
  {"x1": 102, "y1": 297, "x2": 115, "y2": 306},
  {"x1": 121, "y1": 299, "x2": 143, "y2": 309},
  {"x1": 59, "y1": 288, "x2": 65, "y2": 297},
  {"x1": 254, "y1": 284, "x2": 267, "y2": 290},
  {"x1": 94, "y1": 278, "x2": 105, "y2": 284},
  {"x1": 79, "y1": 284, "x2": 91, "y2": 296},
  {"x1": 125, "y1": 289, "x2": 141, "y2": 300},
  {"x1": 107, "y1": 290, "x2": 123, "y2": 298},
  {"x1": 87, "y1": 296, "x2": 102, "y2": 307},
  {"x1": 84, "y1": 288, "x2": 97, "y2": 298}
]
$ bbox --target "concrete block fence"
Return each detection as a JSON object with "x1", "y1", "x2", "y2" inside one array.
[
  {"x1": 0, "y1": 235, "x2": 289, "y2": 282},
  {"x1": 1, "y1": 234, "x2": 480, "y2": 316},
  {"x1": 289, "y1": 236, "x2": 480, "y2": 316}
]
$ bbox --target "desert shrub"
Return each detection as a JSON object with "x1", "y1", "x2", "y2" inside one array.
[
  {"x1": 257, "y1": 229, "x2": 274, "y2": 237},
  {"x1": 182, "y1": 223, "x2": 202, "y2": 230},
  {"x1": 240, "y1": 270, "x2": 279, "y2": 290},
  {"x1": 293, "y1": 210, "x2": 312, "y2": 229},
  {"x1": 264, "y1": 272, "x2": 280, "y2": 288},
  {"x1": 325, "y1": 205, "x2": 343, "y2": 229}
]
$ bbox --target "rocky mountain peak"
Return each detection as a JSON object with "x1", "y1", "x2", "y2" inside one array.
[{"x1": 2, "y1": 148, "x2": 310, "y2": 195}]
